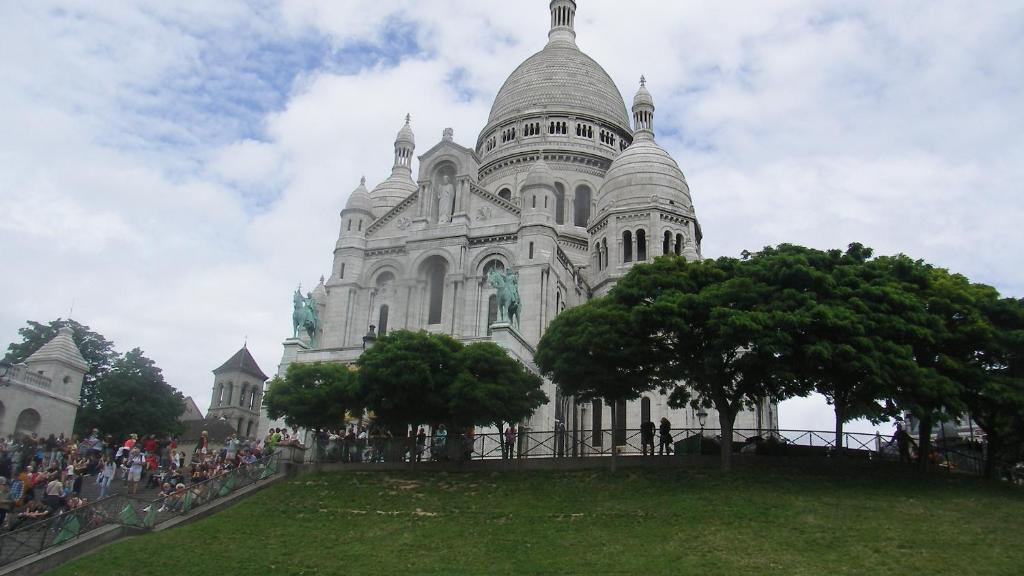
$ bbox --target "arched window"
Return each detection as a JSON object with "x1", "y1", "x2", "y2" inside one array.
[
  {"x1": 487, "y1": 294, "x2": 498, "y2": 328},
  {"x1": 592, "y1": 399, "x2": 603, "y2": 447},
  {"x1": 555, "y1": 291, "x2": 561, "y2": 314},
  {"x1": 339, "y1": 262, "x2": 346, "y2": 279},
  {"x1": 675, "y1": 234, "x2": 683, "y2": 255},
  {"x1": 637, "y1": 229, "x2": 647, "y2": 261},
  {"x1": 378, "y1": 305, "x2": 390, "y2": 337},
  {"x1": 246, "y1": 421, "x2": 254, "y2": 438},
  {"x1": 376, "y1": 271, "x2": 395, "y2": 288},
  {"x1": 574, "y1": 185, "x2": 591, "y2": 227},
  {"x1": 423, "y1": 256, "x2": 448, "y2": 325},
  {"x1": 498, "y1": 188, "x2": 511, "y2": 201},
  {"x1": 601, "y1": 238, "x2": 608, "y2": 269},
  {"x1": 595, "y1": 243, "x2": 602, "y2": 271},
  {"x1": 623, "y1": 230, "x2": 633, "y2": 263},
  {"x1": 554, "y1": 182, "x2": 565, "y2": 224},
  {"x1": 15, "y1": 408, "x2": 41, "y2": 435},
  {"x1": 663, "y1": 231, "x2": 671, "y2": 255},
  {"x1": 641, "y1": 397, "x2": 651, "y2": 424},
  {"x1": 240, "y1": 382, "x2": 249, "y2": 407}
]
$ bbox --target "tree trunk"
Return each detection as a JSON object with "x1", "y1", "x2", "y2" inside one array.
[
  {"x1": 984, "y1": 434, "x2": 1001, "y2": 480},
  {"x1": 834, "y1": 407, "x2": 845, "y2": 458},
  {"x1": 917, "y1": 413, "x2": 933, "y2": 474},
  {"x1": 610, "y1": 401, "x2": 618, "y2": 473},
  {"x1": 717, "y1": 400, "x2": 735, "y2": 472}
]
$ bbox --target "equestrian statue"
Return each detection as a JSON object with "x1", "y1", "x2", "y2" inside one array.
[
  {"x1": 292, "y1": 287, "x2": 321, "y2": 347},
  {"x1": 487, "y1": 268, "x2": 521, "y2": 329}
]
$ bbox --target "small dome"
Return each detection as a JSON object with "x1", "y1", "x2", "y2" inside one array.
[
  {"x1": 523, "y1": 159, "x2": 555, "y2": 188},
  {"x1": 345, "y1": 177, "x2": 373, "y2": 213},
  {"x1": 370, "y1": 173, "x2": 417, "y2": 217},
  {"x1": 396, "y1": 113, "x2": 414, "y2": 145},
  {"x1": 633, "y1": 82, "x2": 653, "y2": 108},
  {"x1": 596, "y1": 140, "x2": 691, "y2": 213}
]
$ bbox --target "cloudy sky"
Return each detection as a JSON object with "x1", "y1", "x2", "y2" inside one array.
[{"x1": 2, "y1": 0, "x2": 1021, "y2": 434}]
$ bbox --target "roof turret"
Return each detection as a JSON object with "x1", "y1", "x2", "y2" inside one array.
[
  {"x1": 25, "y1": 326, "x2": 88, "y2": 372},
  {"x1": 344, "y1": 176, "x2": 374, "y2": 213},
  {"x1": 371, "y1": 116, "x2": 418, "y2": 217}
]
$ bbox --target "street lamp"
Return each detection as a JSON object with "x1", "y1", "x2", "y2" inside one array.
[
  {"x1": 696, "y1": 409, "x2": 708, "y2": 455},
  {"x1": 0, "y1": 359, "x2": 13, "y2": 387}
]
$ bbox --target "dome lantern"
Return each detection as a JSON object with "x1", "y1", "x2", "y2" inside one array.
[
  {"x1": 548, "y1": 0, "x2": 577, "y2": 47},
  {"x1": 393, "y1": 113, "x2": 415, "y2": 171},
  {"x1": 632, "y1": 76, "x2": 655, "y2": 139},
  {"x1": 370, "y1": 116, "x2": 419, "y2": 217}
]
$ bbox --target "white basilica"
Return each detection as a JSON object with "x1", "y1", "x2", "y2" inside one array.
[{"x1": 265, "y1": 1, "x2": 778, "y2": 445}]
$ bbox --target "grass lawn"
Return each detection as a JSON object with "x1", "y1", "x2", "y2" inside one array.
[{"x1": 50, "y1": 463, "x2": 1023, "y2": 575}]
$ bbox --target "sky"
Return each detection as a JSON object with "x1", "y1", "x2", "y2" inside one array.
[{"x1": 2, "y1": 0, "x2": 1022, "y2": 434}]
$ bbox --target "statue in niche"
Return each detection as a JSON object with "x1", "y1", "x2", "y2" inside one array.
[{"x1": 437, "y1": 175, "x2": 455, "y2": 224}]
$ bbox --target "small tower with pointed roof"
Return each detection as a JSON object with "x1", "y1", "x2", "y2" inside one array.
[
  {"x1": 2, "y1": 325, "x2": 89, "y2": 439},
  {"x1": 207, "y1": 345, "x2": 268, "y2": 439}
]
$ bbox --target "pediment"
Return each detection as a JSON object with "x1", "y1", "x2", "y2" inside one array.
[{"x1": 366, "y1": 191, "x2": 418, "y2": 238}]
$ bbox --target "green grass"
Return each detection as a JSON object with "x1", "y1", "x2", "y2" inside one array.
[{"x1": 50, "y1": 464, "x2": 1024, "y2": 575}]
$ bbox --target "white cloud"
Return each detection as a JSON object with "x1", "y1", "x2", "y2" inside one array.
[{"x1": 1, "y1": 0, "x2": 1021, "y2": 436}]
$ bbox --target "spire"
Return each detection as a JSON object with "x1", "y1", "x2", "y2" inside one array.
[
  {"x1": 548, "y1": 0, "x2": 577, "y2": 47},
  {"x1": 632, "y1": 76, "x2": 655, "y2": 139},
  {"x1": 393, "y1": 114, "x2": 415, "y2": 171}
]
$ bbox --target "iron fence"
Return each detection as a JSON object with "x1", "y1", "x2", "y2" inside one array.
[
  {"x1": 311, "y1": 427, "x2": 986, "y2": 473},
  {"x1": 0, "y1": 452, "x2": 280, "y2": 568}
]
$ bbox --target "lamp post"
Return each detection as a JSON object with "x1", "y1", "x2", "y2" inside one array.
[
  {"x1": 696, "y1": 409, "x2": 708, "y2": 455},
  {"x1": 0, "y1": 359, "x2": 12, "y2": 387}
]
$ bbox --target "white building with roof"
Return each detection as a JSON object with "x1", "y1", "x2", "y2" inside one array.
[
  {"x1": 0, "y1": 327, "x2": 89, "y2": 439},
  {"x1": 267, "y1": 1, "x2": 777, "y2": 445}
]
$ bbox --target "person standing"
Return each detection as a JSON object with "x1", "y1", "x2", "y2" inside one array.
[
  {"x1": 415, "y1": 428, "x2": 427, "y2": 463},
  {"x1": 97, "y1": 456, "x2": 116, "y2": 499},
  {"x1": 0, "y1": 478, "x2": 12, "y2": 528},
  {"x1": 127, "y1": 448, "x2": 145, "y2": 495},
  {"x1": 640, "y1": 420, "x2": 656, "y2": 456},
  {"x1": 658, "y1": 418, "x2": 673, "y2": 456},
  {"x1": 504, "y1": 425, "x2": 516, "y2": 460}
]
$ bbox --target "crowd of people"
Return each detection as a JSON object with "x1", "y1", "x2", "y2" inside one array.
[{"x1": 0, "y1": 428, "x2": 277, "y2": 533}]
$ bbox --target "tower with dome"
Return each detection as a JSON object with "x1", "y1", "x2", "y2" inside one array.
[{"x1": 264, "y1": 0, "x2": 777, "y2": 444}]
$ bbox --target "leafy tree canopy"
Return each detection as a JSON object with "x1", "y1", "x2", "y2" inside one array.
[
  {"x1": 263, "y1": 362, "x2": 355, "y2": 432},
  {"x1": 75, "y1": 348, "x2": 185, "y2": 440},
  {"x1": 354, "y1": 330, "x2": 463, "y2": 429},
  {"x1": 448, "y1": 342, "x2": 547, "y2": 429}
]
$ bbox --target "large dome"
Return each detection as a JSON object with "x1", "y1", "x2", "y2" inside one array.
[{"x1": 486, "y1": 44, "x2": 630, "y2": 133}]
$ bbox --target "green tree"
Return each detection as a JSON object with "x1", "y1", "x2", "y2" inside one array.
[
  {"x1": 448, "y1": 342, "x2": 548, "y2": 430},
  {"x1": 354, "y1": 330, "x2": 462, "y2": 431},
  {"x1": 781, "y1": 244, "x2": 914, "y2": 455},
  {"x1": 263, "y1": 362, "x2": 355, "y2": 452},
  {"x1": 535, "y1": 298, "x2": 657, "y2": 453},
  {"x1": 4, "y1": 318, "x2": 118, "y2": 415},
  {"x1": 610, "y1": 253, "x2": 811, "y2": 470},
  {"x1": 874, "y1": 256, "x2": 988, "y2": 471},
  {"x1": 966, "y1": 295, "x2": 1024, "y2": 477},
  {"x1": 75, "y1": 348, "x2": 185, "y2": 440}
]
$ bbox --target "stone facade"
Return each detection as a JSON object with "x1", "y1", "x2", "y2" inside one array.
[
  {"x1": 265, "y1": 1, "x2": 779, "y2": 442},
  {"x1": 0, "y1": 327, "x2": 88, "y2": 439}
]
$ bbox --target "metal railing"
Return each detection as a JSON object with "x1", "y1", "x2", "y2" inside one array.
[
  {"x1": 311, "y1": 427, "x2": 986, "y2": 473},
  {"x1": 0, "y1": 452, "x2": 280, "y2": 568}
]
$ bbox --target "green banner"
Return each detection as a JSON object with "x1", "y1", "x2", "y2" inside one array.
[
  {"x1": 218, "y1": 473, "x2": 237, "y2": 497},
  {"x1": 143, "y1": 502, "x2": 159, "y2": 528},
  {"x1": 52, "y1": 515, "x2": 81, "y2": 545},
  {"x1": 119, "y1": 504, "x2": 139, "y2": 526}
]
